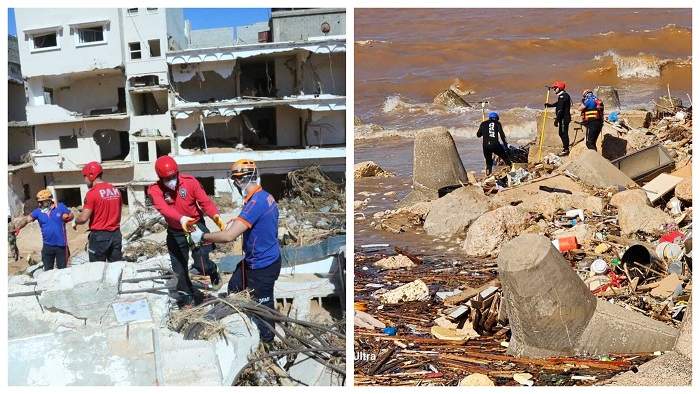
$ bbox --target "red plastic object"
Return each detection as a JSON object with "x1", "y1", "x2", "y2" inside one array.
[
  {"x1": 558, "y1": 236, "x2": 578, "y2": 252},
  {"x1": 660, "y1": 230, "x2": 684, "y2": 244}
]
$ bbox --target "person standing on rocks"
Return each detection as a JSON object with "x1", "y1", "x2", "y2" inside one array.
[
  {"x1": 477, "y1": 112, "x2": 512, "y2": 176},
  {"x1": 14, "y1": 189, "x2": 73, "y2": 270},
  {"x1": 189, "y1": 159, "x2": 281, "y2": 343},
  {"x1": 72, "y1": 161, "x2": 123, "y2": 262},
  {"x1": 544, "y1": 81, "x2": 572, "y2": 155},
  {"x1": 579, "y1": 89, "x2": 605, "y2": 150},
  {"x1": 148, "y1": 155, "x2": 224, "y2": 308}
]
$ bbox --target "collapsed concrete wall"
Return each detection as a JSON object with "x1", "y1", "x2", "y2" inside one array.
[
  {"x1": 497, "y1": 234, "x2": 678, "y2": 358},
  {"x1": 8, "y1": 259, "x2": 260, "y2": 386}
]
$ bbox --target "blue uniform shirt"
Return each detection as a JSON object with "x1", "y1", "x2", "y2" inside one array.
[
  {"x1": 236, "y1": 186, "x2": 280, "y2": 269},
  {"x1": 31, "y1": 203, "x2": 71, "y2": 247}
]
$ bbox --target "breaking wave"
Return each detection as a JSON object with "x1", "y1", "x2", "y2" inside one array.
[
  {"x1": 594, "y1": 50, "x2": 691, "y2": 79},
  {"x1": 382, "y1": 94, "x2": 473, "y2": 115}
]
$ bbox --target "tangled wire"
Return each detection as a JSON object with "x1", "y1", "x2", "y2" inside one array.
[{"x1": 169, "y1": 293, "x2": 346, "y2": 386}]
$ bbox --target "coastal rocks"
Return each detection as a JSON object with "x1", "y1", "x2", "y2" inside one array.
[
  {"x1": 380, "y1": 279, "x2": 430, "y2": 304},
  {"x1": 494, "y1": 191, "x2": 602, "y2": 219},
  {"x1": 564, "y1": 149, "x2": 636, "y2": 189},
  {"x1": 462, "y1": 206, "x2": 530, "y2": 257},
  {"x1": 610, "y1": 189, "x2": 651, "y2": 208},
  {"x1": 618, "y1": 204, "x2": 675, "y2": 236},
  {"x1": 354, "y1": 161, "x2": 394, "y2": 179},
  {"x1": 399, "y1": 127, "x2": 468, "y2": 207},
  {"x1": 424, "y1": 186, "x2": 491, "y2": 237},
  {"x1": 373, "y1": 254, "x2": 415, "y2": 270},
  {"x1": 374, "y1": 201, "x2": 431, "y2": 233},
  {"x1": 432, "y1": 83, "x2": 473, "y2": 109}
]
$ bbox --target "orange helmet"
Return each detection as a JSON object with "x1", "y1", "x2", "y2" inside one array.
[
  {"x1": 552, "y1": 81, "x2": 566, "y2": 90},
  {"x1": 230, "y1": 159, "x2": 257, "y2": 179},
  {"x1": 36, "y1": 189, "x2": 53, "y2": 202}
]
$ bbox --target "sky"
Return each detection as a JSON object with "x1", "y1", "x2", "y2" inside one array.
[{"x1": 7, "y1": 8, "x2": 271, "y2": 36}]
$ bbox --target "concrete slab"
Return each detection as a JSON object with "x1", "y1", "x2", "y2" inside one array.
[{"x1": 565, "y1": 149, "x2": 636, "y2": 189}]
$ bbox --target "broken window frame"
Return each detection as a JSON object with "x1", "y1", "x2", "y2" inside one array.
[
  {"x1": 148, "y1": 39, "x2": 161, "y2": 57},
  {"x1": 129, "y1": 42, "x2": 142, "y2": 60},
  {"x1": 59, "y1": 135, "x2": 78, "y2": 149},
  {"x1": 31, "y1": 31, "x2": 59, "y2": 52}
]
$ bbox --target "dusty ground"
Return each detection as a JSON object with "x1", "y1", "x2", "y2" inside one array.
[{"x1": 9, "y1": 209, "x2": 132, "y2": 275}]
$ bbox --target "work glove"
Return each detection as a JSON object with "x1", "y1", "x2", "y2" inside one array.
[
  {"x1": 553, "y1": 119, "x2": 559, "y2": 127},
  {"x1": 213, "y1": 214, "x2": 226, "y2": 231},
  {"x1": 189, "y1": 226, "x2": 204, "y2": 245},
  {"x1": 180, "y1": 215, "x2": 195, "y2": 232}
]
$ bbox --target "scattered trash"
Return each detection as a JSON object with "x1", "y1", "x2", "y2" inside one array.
[
  {"x1": 383, "y1": 326, "x2": 397, "y2": 336},
  {"x1": 513, "y1": 372, "x2": 534, "y2": 386}
]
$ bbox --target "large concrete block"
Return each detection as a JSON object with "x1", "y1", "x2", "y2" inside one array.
[
  {"x1": 399, "y1": 127, "x2": 467, "y2": 207},
  {"x1": 565, "y1": 149, "x2": 636, "y2": 189},
  {"x1": 423, "y1": 185, "x2": 491, "y2": 237},
  {"x1": 498, "y1": 234, "x2": 679, "y2": 357}
]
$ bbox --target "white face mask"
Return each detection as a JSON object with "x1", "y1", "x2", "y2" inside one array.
[{"x1": 164, "y1": 179, "x2": 178, "y2": 190}]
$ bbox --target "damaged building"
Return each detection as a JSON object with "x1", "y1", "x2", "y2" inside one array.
[{"x1": 12, "y1": 7, "x2": 346, "y2": 210}]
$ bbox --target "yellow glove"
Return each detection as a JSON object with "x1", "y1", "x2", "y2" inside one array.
[{"x1": 213, "y1": 214, "x2": 226, "y2": 231}]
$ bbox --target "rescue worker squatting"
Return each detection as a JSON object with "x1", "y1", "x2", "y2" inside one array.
[
  {"x1": 477, "y1": 111, "x2": 512, "y2": 176},
  {"x1": 13, "y1": 189, "x2": 74, "y2": 270},
  {"x1": 190, "y1": 159, "x2": 281, "y2": 343},
  {"x1": 73, "y1": 161, "x2": 123, "y2": 262},
  {"x1": 148, "y1": 155, "x2": 224, "y2": 308}
]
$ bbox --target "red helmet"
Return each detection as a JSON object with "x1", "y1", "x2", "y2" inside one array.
[
  {"x1": 82, "y1": 161, "x2": 103, "y2": 182},
  {"x1": 552, "y1": 81, "x2": 566, "y2": 90},
  {"x1": 155, "y1": 155, "x2": 178, "y2": 178}
]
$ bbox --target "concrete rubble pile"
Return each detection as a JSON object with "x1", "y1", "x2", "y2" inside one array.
[
  {"x1": 278, "y1": 166, "x2": 346, "y2": 246},
  {"x1": 354, "y1": 100, "x2": 692, "y2": 386},
  {"x1": 8, "y1": 257, "x2": 260, "y2": 385},
  {"x1": 9, "y1": 254, "x2": 346, "y2": 386}
]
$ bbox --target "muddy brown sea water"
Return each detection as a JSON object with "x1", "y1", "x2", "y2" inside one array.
[{"x1": 356, "y1": 8, "x2": 691, "y2": 131}]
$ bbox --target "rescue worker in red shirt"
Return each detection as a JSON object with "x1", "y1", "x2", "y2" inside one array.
[
  {"x1": 73, "y1": 161, "x2": 123, "y2": 262},
  {"x1": 190, "y1": 159, "x2": 281, "y2": 343},
  {"x1": 148, "y1": 155, "x2": 225, "y2": 307}
]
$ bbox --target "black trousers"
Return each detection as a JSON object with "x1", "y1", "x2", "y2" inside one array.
[
  {"x1": 483, "y1": 143, "x2": 512, "y2": 174},
  {"x1": 42, "y1": 244, "x2": 68, "y2": 270},
  {"x1": 228, "y1": 257, "x2": 282, "y2": 342},
  {"x1": 585, "y1": 119, "x2": 603, "y2": 150},
  {"x1": 166, "y1": 221, "x2": 218, "y2": 299},
  {"x1": 88, "y1": 230, "x2": 123, "y2": 262},
  {"x1": 558, "y1": 119, "x2": 571, "y2": 151}
]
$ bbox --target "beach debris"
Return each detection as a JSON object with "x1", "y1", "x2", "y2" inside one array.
[
  {"x1": 355, "y1": 310, "x2": 386, "y2": 329},
  {"x1": 458, "y1": 373, "x2": 494, "y2": 386},
  {"x1": 379, "y1": 279, "x2": 430, "y2": 304},
  {"x1": 373, "y1": 254, "x2": 416, "y2": 270},
  {"x1": 513, "y1": 372, "x2": 535, "y2": 386},
  {"x1": 354, "y1": 161, "x2": 395, "y2": 179}
]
